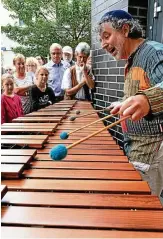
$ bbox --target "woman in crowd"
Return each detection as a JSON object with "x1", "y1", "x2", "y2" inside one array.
[
  {"x1": 1, "y1": 74, "x2": 23, "y2": 124},
  {"x1": 13, "y1": 54, "x2": 34, "y2": 114},
  {"x1": 30, "y1": 66, "x2": 55, "y2": 111},
  {"x1": 26, "y1": 57, "x2": 39, "y2": 79},
  {"x1": 4, "y1": 65, "x2": 15, "y2": 75},
  {"x1": 36, "y1": 56, "x2": 46, "y2": 66}
]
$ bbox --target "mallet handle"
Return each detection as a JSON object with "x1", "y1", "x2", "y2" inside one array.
[
  {"x1": 67, "y1": 115, "x2": 130, "y2": 150},
  {"x1": 68, "y1": 114, "x2": 115, "y2": 135},
  {"x1": 74, "y1": 108, "x2": 108, "y2": 118}
]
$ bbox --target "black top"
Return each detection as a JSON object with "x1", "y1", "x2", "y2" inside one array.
[{"x1": 31, "y1": 85, "x2": 55, "y2": 111}]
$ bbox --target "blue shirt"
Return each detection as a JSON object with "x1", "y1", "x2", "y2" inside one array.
[{"x1": 44, "y1": 60, "x2": 69, "y2": 96}]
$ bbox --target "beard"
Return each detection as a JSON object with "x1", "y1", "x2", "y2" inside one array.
[{"x1": 63, "y1": 56, "x2": 72, "y2": 63}]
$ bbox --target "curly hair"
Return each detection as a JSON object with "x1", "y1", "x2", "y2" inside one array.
[{"x1": 99, "y1": 16, "x2": 144, "y2": 39}]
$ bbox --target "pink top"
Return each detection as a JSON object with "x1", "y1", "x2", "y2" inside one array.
[{"x1": 1, "y1": 94, "x2": 24, "y2": 124}]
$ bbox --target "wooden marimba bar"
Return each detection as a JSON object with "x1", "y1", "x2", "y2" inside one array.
[{"x1": 1, "y1": 100, "x2": 163, "y2": 238}]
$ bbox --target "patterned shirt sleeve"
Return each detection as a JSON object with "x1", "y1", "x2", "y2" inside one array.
[{"x1": 139, "y1": 49, "x2": 163, "y2": 116}]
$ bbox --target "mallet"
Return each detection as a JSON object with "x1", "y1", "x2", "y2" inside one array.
[
  {"x1": 60, "y1": 113, "x2": 116, "y2": 139},
  {"x1": 69, "y1": 108, "x2": 109, "y2": 121},
  {"x1": 75, "y1": 110, "x2": 81, "y2": 115},
  {"x1": 50, "y1": 115, "x2": 130, "y2": 161}
]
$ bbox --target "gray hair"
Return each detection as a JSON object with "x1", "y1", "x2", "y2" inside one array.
[
  {"x1": 50, "y1": 43, "x2": 62, "y2": 53},
  {"x1": 99, "y1": 17, "x2": 144, "y2": 39},
  {"x1": 75, "y1": 42, "x2": 90, "y2": 56}
]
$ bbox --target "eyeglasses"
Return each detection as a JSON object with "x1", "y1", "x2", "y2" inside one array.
[
  {"x1": 16, "y1": 63, "x2": 25, "y2": 66},
  {"x1": 50, "y1": 52, "x2": 61, "y2": 55},
  {"x1": 6, "y1": 69, "x2": 12, "y2": 71},
  {"x1": 27, "y1": 65, "x2": 35, "y2": 67}
]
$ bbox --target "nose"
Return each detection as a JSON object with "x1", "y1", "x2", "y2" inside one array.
[
  {"x1": 101, "y1": 40, "x2": 108, "y2": 49},
  {"x1": 42, "y1": 75, "x2": 46, "y2": 79}
]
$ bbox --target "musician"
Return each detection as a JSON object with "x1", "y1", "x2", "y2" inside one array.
[
  {"x1": 99, "y1": 10, "x2": 163, "y2": 198},
  {"x1": 61, "y1": 42, "x2": 95, "y2": 101}
]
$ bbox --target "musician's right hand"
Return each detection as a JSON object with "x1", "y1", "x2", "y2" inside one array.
[{"x1": 107, "y1": 101, "x2": 122, "y2": 114}]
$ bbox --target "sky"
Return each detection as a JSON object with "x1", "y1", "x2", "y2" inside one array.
[
  {"x1": 0, "y1": 3, "x2": 16, "y2": 26},
  {"x1": 1, "y1": 3, "x2": 19, "y2": 52}
]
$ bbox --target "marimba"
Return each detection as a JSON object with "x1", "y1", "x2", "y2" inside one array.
[{"x1": 1, "y1": 101, "x2": 163, "y2": 238}]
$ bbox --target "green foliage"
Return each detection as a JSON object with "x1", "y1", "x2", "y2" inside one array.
[{"x1": 2, "y1": 0, "x2": 91, "y2": 57}]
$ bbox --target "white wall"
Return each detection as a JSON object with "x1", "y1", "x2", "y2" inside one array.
[{"x1": 1, "y1": 4, "x2": 20, "y2": 68}]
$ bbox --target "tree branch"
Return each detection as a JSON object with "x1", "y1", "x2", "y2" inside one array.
[{"x1": 77, "y1": 22, "x2": 88, "y2": 39}]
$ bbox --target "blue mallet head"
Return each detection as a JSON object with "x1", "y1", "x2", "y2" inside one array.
[
  {"x1": 60, "y1": 131, "x2": 69, "y2": 140},
  {"x1": 68, "y1": 116, "x2": 76, "y2": 121},
  {"x1": 75, "y1": 110, "x2": 80, "y2": 115},
  {"x1": 50, "y1": 144, "x2": 67, "y2": 161}
]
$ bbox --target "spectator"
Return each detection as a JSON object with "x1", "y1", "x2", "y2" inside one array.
[
  {"x1": 13, "y1": 54, "x2": 34, "y2": 114},
  {"x1": 44, "y1": 43, "x2": 69, "y2": 102},
  {"x1": 4, "y1": 66, "x2": 15, "y2": 75},
  {"x1": 1, "y1": 74, "x2": 23, "y2": 124},
  {"x1": 30, "y1": 66, "x2": 55, "y2": 111},
  {"x1": 86, "y1": 55, "x2": 92, "y2": 67},
  {"x1": 62, "y1": 42, "x2": 95, "y2": 100},
  {"x1": 63, "y1": 46, "x2": 75, "y2": 66},
  {"x1": 36, "y1": 56, "x2": 46, "y2": 66},
  {"x1": 26, "y1": 57, "x2": 39, "y2": 80}
]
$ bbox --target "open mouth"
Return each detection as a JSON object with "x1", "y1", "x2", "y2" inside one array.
[
  {"x1": 110, "y1": 47, "x2": 115, "y2": 53},
  {"x1": 108, "y1": 47, "x2": 117, "y2": 56}
]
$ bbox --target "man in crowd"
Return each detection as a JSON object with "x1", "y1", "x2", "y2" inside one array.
[
  {"x1": 61, "y1": 42, "x2": 95, "y2": 101},
  {"x1": 99, "y1": 10, "x2": 163, "y2": 198},
  {"x1": 45, "y1": 43, "x2": 69, "y2": 102},
  {"x1": 62, "y1": 46, "x2": 75, "y2": 66}
]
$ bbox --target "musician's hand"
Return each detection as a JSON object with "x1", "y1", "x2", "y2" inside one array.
[
  {"x1": 118, "y1": 95, "x2": 150, "y2": 121},
  {"x1": 108, "y1": 101, "x2": 122, "y2": 114}
]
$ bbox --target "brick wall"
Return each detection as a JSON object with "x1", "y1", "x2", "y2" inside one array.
[
  {"x1": 91, "y1": 0, "x2": 148, "y2": 147},
  {"x1": 128, "y1": 0, "x2": 148, "y2": 37},
  {"x1": 91, "y1": 0, "x2": 128, "y2": 147}
]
